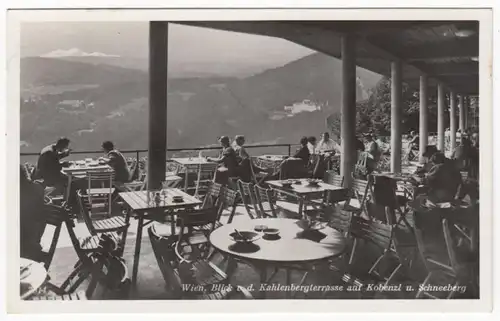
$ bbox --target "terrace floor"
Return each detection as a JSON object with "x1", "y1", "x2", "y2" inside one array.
[{"x1": 42, "y1": 199, "x2": 476, "y2": 300}]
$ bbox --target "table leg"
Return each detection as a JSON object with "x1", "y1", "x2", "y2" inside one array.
[
  {"x1": 132, "y1": 216, "x2": 144, "y2": 285},
  {"x1": 298, "y1": 198, "x2": 304, "y2": 218},
  {"x1": 65, "y1": 174, "x2": 72, "y2": 202}
]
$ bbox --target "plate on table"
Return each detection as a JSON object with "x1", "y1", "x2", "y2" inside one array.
[
  {"x1": 295, "y1": 219, "x2": 327, "y2": 231},
  {"x1": 306, "y1": 179, "x2": 322, "y2": 187},
  {"x1": 230, "y1": 230, "x2": 260, "y2": 244}
]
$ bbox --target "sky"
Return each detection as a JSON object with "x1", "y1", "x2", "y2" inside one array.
[{"x1": 20, "y1": 22, "x2": 314, "y2": 67}]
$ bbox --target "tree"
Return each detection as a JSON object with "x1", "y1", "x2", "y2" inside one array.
[{"x1": 327, "y1": 76, "x2": 440, "y2": 138}]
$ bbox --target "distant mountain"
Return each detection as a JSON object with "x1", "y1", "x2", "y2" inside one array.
[
  {"x1": 56, "y1": 56, "x2": 277, "y2": 78},
  {"x1": 20, "y1": 52, "x2": 382, "y2": 155}
]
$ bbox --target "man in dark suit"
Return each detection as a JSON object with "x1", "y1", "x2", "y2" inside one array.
[{"x1": 34, "y1": 137, "x2": 71, "y2": 188}]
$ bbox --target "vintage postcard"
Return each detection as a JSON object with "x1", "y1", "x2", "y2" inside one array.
[{"x1": 4, "y1": 5, "x2": 493, "y2": 314}]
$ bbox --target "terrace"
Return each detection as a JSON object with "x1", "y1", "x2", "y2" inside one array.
[{"x1": 20, "y1": 21, "x2": 479, "y2": 301}]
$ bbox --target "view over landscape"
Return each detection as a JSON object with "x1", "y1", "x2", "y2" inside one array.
[{"x1": 20, "y1": 22, "x2": 382, "y2": 156}]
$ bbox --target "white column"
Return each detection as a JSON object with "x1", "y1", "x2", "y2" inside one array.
[
  {"x1": 449, "y1": 91, "x2": 457, "y2": 151},
  {"x1": 340, "y1": 34, "x2": 357, "y2": 188},
  {"x1": 459, "y1": 95, "x2": 465, "y2": 132},
  {"x1": 419, "y1": 75, "x2": 428, "y2": 163},
  {"x1": 390, "y1": 61, "x2": 402, "y2": 173},
  {"x1": 437, "y1": 83, "x2": 445, "y2": 151}
]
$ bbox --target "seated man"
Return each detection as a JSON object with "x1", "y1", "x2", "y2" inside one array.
[
  {"x1": 415, "y1": 145, "x2": 439, "y2": 174},
  {"x1": 316, "y1": 132, "x2": 339, "y2": 155},
  {"x1": 415, "y1": 152, "x2": 462, "y2": 203},
  {"x1": 99, "y1": 141, "x2": 131, "y2": 184},
  {"x1": 34, "y1": 137, "x2": 72, "y2": 189}
]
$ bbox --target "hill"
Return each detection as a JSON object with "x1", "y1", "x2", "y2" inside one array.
[{"x1": 20, "y1": 52, "x2": 382, "y2": 155}]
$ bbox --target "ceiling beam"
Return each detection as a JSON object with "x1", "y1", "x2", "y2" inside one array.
[
  {"x1": 413, "y1": 61, "x2": 479, "y2": 76},
  {"x1": 401, "y1": 37, "x2": 479, "y2": 61}
]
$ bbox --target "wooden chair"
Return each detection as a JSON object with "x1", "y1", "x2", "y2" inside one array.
[
  {"x1": 338, "y1": 216, "x2": 396, "y2": 297},
  {"x1": 324, "y1": 171, "x2": 344, "y2": 188},
  {"x1": 41, "y1": 204, "x2": 128, "y2": 297},
  {"x1": 237, "y1": 180, "x2": 259, "y2": 219},
  {"x1": 148, "y1": 207, "x2": 253, "y2": 299},
  {"x1": 85, "y1": 169, "x2": 115, "y2": 217},
  {"x1": 32, "y1": 253, "x2": 130, "y2": 300},
  {"x1": 194, "y1": 163, "x2": 219, "y2": 198},
  {"x1": 216, "y1": 186, "x2": 239, "y2": 224},
  {"x1": 76, "y1": 190, "x2": 130, "y2": 255},
  {"x1": 340, "y1": 177, "x2": 373, "y2": 217},
  {"x1": 253, "y1": 185, "x2": 278, "y2": 218},
  {"x1": 415, "y1": 218, "x2": 478, "y2": 299},
  {"x1": 37, "y1": 203, "x2": 67, "y2": 271},
  {"x1": 200, "y1": 182, "x2": 224, "y2": 209}
]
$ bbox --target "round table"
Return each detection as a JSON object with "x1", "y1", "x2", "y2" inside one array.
[
  {"x1": 20, "y1": 258, "x2": 48, "y2": 300},
  {"x1": 210, "y1": 218, "x2": 346, "y2": 297}
]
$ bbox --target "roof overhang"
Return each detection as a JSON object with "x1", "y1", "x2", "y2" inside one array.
[{"x1": 173, "y1": 21, "x2": 479, "y2": 95}]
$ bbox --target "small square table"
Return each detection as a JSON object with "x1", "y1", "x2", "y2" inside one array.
[
  {"x1": 267, "y1": 179, "x2": 349, "y2": 217},
  {"x1": 171, "y1": 157, "x2": 217, "y2": 191},
  {"x1": 119, "y1": 188, "x2": 202, "y2": 285}
]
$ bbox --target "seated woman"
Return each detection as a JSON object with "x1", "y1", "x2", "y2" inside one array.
[
  {"x1": 232, "y1": 135, "x2": 252, "y2": 183},
  {"x1": 293, "y1": 136, "x2": 311, "y2": 166},
  {"x1": 20, "y1": 165, "x2": 46, "y2": 261},
  {"x1": 207, "y1": 136, "x2": 239, "y2": 184}
]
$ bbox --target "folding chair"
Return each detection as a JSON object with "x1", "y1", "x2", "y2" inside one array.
[
  {"x1": 149, "y1": 207, "x2": 253, "y2": 299},
  {"x1": 253, "y1": 185, "x2": 278, "y2": 218},
  {"x1": 237, "y1": 180, "x2": 259, "y2": 219},
  {"x1": 37, "y1": 203, "x2": 66, "y2": 270},
  {"x1": 32, "y1": 253, "x2": 130, "y2": 300},
  {"x1": 76, "y1": 191, "x2": 130, "y2": 256},
  {"x1": 85, "y1": 169, "x2": 115, "y2": 218},
  {"x1": 415, "y1": 218, "x2": 478, "y2": 299},
  {"x1": 340, "y1": 176, "x2": 373, "y2": 218},
  {"x1": 194, "y1": 163, "x2": 219, "y2": 198},
  {"x1": 42, "y1": 204, "x2": 127, "y2": 296}
]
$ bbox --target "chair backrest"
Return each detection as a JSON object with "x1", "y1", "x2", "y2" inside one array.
[
  {"x1": 237, "y1": 179, "x2": 258, "y2": 219},
  {"x1": 350, "y1": 215, "x2": 393, "y2": 252},
  {"x1": 324, "y1": 170, "x2": 344, "y2": 187},
  {"x1": 216, "y1": 186, "x2": 239, "y2": 222},
  {"x1": 77, "y1": 190, "x2": 99, "y2": 234},
  {"x1": 201, "y1": 182, "x2": 223, "y2": 209},
  {"x1": 194, "y1": 163, "x2": 219, "y2": 197},
  {"x1": 324, "y1": 207, "x2": 352, "y2": 236},
  {"x1": 350, "y1": 177, "x2": 373, "y2": 208},
  {"x1": 86, "y1": 169, "x2": 115, "y2": 215},
  {"x1": 253, "y1": 185, "x2": 278, "y2": 218}
]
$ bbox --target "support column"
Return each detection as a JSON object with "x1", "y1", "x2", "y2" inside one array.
[
  {"x1": 340, "y1": 34, "x2": 357, "y2": 188},
  {"x1": 390, "y1": 61, "x2": 402, "y2": 173},
  {"x1": 464, "y1": 96, "x2": 469, "y2": 129},
  {"x1": 437, "y1": 83, "x2": 445, "y2": 151},
  {"x1": 459, "y1": 95, "x2": 465, "y2": 132},
  {"x1": 419, "y1": 75, "x2": 428, "y2": 163},
  {"x1": 147, "y1": 22, "x2": 168, "y2": 190},
  {"x1": 449, "y1": 91, "x2": 457, "y2": 152}
]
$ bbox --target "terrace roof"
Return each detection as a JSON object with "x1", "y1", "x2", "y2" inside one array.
[{"x1": 175, "y1": 21, "x2": 479, "y2": 95}]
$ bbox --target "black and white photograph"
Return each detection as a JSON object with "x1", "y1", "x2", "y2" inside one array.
[{"x1": 4, "y1": 6, "x2": 494, "y2": 314}]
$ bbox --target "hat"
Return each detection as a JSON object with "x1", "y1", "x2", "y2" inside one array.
[{"x1": 422, "y1": 145, "x2": 438, "y2": 158}]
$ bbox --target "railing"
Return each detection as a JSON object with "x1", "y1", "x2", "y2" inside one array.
[{"x1": 20, "y1": 143, "x2": 298, "y2": 163}]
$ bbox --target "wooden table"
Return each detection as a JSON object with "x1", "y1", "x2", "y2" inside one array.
[
  {"x1": 171, "y1": 157, "x2": 217, "y2": 191},
  {"x1": 119, "y1": 188, "x2": 202, "y2": 285},
  {"x1": 61, "y1": 162, "x2": 112, "y2": 201},
  {"x1": 20, "y1": 258, "x2": 48, "y2": 300},
  {"x1": 210, "y1": 218, "x2": 346, "y2": 298},
  {"x1": 267, "y1": 179, "x2": 349, "y2": 217}
]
